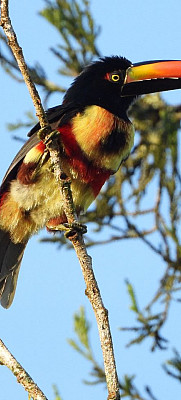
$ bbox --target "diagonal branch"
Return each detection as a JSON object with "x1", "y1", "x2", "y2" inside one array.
[
  {"x1": 0, "y1": 1, "x2": 120, "y2": 399},
  {"x1": 0, "y1": 339, "x2": 48, "y2": 400}
]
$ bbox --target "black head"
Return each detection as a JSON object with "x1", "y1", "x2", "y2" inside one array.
[
  {"x1": 63, "y1": 56, "x2": 135, "y2": 118},
  {"x1": 63, "y1": 56, "x2": 181, "y2": 118}
]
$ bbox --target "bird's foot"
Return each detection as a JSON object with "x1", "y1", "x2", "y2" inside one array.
[
  {"x1": 47, "y1": 222, "x2": 87, "y2": 237},
  {"x1": 64, "y1": 222, "x2": 87, "y2": 238},
  {"x1": 38, "y1": 127, "x2": 60, "y2": 143}
]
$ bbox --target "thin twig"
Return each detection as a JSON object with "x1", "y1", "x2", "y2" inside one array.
[
  {"x1": 0, "y1": 1, "x2": 120, "y2": 399},
  {"x1": 0, "y1": 339, "x2": 48, "y2": 400},
  {"x1": 69, "y1": 233, "x2": 120, "y2": 400}
]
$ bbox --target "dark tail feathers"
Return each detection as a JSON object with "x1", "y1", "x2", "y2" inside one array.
[{"x1": 0, "y1": 229, "x2": 26, "y2": 308}]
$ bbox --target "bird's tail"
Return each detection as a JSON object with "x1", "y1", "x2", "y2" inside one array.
[{"x1": 0, "y1": 229, "x2": 26, "y2": 308}]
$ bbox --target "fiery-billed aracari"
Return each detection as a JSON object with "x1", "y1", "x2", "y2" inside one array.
[{"x1": 0, "y1": 56, "x2": 181, "y2": 308}]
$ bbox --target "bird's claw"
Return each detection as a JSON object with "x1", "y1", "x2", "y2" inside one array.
[
  {"x1": 64, "y1": 222, "x2": 87, "y2": 238},
  {"x1": 38, "y1": 127, "x2": 59, "y2": 143},
  {"x1": 48, "y1": 222, "x2": 87, "y2": 237}
]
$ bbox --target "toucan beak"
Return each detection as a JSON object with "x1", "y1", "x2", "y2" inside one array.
[{"x1": 121, "y1": 60, "x2": 181, "y2": 96}]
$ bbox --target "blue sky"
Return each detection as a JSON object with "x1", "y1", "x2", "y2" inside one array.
[{"x1": 0, "y1": 1, "x2": 181, "y2": 399}]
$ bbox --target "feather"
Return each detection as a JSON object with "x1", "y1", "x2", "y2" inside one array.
[
  {"x1": 0, "y1": 104, "x2": 80, "y2": 195},
  {"x1": 0, "y1": 132, "x2": 40, "y2": 194},
  {"x1": 0, "y1": 229, "x2": 26, "y2": 308}
]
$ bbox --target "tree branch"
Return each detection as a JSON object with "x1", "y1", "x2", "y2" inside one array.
[
  {"x1": 0, "y1": 339, "x2": 48, "y2": 400},
  {"x1": 0, "y1": 1, "x2": 120, "y2": 399}
]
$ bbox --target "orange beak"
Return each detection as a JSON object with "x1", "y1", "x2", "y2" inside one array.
[{"x1": 122, "y1": 60, "x2": 181, "y2": 96}]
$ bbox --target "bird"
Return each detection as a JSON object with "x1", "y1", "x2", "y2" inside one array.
[{"x1": 0, "y1": 55, "x2": 181, "y2": 308}]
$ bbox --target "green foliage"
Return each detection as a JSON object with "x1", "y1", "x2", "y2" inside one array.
[
  {"x1": 163, "y1": 349, "x2": 181, "y2": 382},
  {"x1": 0, "y1": 33, "x2": 64, "y2": 104},
  {"x1": 121, "y1": 281, "x2": 169, "y2": 351},
  {"x1": 68, "y1": 308, "x2": 159, "y2": 400},
  {"x1": 40, "y1": 0, "x2": 100, "y2": 75},
  {"x1": 0, "y1": 0, "x2": 100, "y2": 127},
  {"x1": 126, "y1": 280, "x2": 139, "y2": 313},
  {"x1": 52, "y1": 384, "x2": 63, "y2": 400},
  {"x1": 67, "y1": 306, "x2": 92, "y2": 358},
  {"x1": 68, "y1": 307, "x2": 106, "y2": 385},
  {"x1": 7, "y1": 111, "x2": 37, "y2": 132}
]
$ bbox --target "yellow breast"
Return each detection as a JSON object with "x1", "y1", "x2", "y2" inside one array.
[{"x1": 72, "y1": 105, "x2": 134, "y2": 172}]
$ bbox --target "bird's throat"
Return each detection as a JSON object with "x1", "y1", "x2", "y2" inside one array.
[{"x1": 71, "y1": 105, "x2": 134, "y2": 172}]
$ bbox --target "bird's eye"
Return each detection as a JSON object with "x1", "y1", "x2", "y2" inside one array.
[
  {"x1": 104, "y1": 72, "x2": 123, "y2": 82},
  {"x1": 111, "y1": 74, "x2": 120, "y2": 82}
]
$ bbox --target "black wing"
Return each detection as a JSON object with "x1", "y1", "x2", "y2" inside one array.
[{"x1": 0, "y1": 103, "x2": 81, "y2": 194}]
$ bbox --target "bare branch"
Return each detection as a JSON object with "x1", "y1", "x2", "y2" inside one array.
[
  {"x1": 0, "y1": 339, "x2": 48, "y2": 400},
  {"x1": 69, "y1": 233, "x2": 120, "y2": 400}
]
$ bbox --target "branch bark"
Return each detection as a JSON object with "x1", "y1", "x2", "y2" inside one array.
[
  {"x1": 0, "y1": 339, "x2": 48, "y2": 400},
  {"x1": 0, "y1": 1, "x2": 120, "y2": 399}
]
